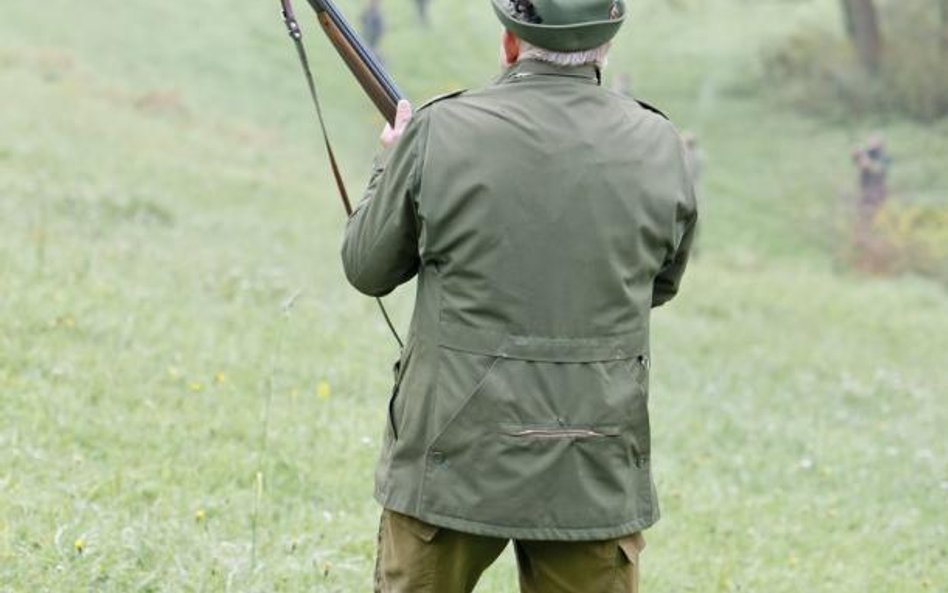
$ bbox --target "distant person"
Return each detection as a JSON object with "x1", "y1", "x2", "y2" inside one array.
[
  {"x1": 850, "y1": 133, "x2": 891, "y2": 264},
  {"x1": 682, "y1": 131, "x2": 704, "y2": 193},
  {"x1": 682, "y1": 131, "x2": 706, "y2": 253},
  {"x1": 852, "y1": 133, "x2": 890, "y2": 225},
  {"x1": 415, "y1": 0, "x2": 431, "y2": 26},
  {"x1": 360, "y1": 0, "x2": 385, "y2": 56},
  {"x1": 342, "y1": 0, "x2": 697, "y2": 591}
]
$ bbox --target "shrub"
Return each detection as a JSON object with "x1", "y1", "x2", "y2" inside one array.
[
  {"x1": 881, "y1": 3, "x2": 948, "y2": 120},
  {"x1": 873, "y1": 199, "x2": 948, "y2": 280},
  {"x1": 761, "y1": 0, "x2": 948, "y2": 121},
  {"x1": 839, "y1": 196, "x2": 948, "y2": 282}
]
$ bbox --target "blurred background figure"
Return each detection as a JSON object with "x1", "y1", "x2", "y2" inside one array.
[
  {"x1": 852, "y1": 134, "x2": 890, "y2": 223},
  {"x1": 682, "y1": 130, "x2": 706, "y2": 254},
  {"x1": 682, "y1": 131, "x2": 705, "y2": 194},
  {"x1": 360, "y1": 0, "x2": 385, "y2": 58},
  {"x1": 414, "y1": 0, "x2": 431, "y2": 26},
  {"x1": 851, "y1": 133, "x2": 891, "y2": 264}
]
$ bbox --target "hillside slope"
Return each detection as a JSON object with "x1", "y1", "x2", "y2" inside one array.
[{"x1": 1, "y1": 1, "x2": 945, "y2": 591}]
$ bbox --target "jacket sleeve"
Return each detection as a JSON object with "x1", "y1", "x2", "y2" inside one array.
[
  {"x1": 651, "y1": 204, "x2": 696, "y2": 307},
  {"x1": 341, "y1": 113, "x2": 426, "y2": 297},
  {"x1": 652, "y1": 139, "x2": 699, "y2": 308}
]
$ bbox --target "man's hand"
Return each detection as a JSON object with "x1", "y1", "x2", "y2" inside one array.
[{"x1": 381, "y1": 100, "x2": 413, "y2": 148}]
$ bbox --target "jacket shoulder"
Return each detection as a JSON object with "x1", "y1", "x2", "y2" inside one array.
[{"x1": 417, "y1": 89, "x2": 467, "y2": 112}]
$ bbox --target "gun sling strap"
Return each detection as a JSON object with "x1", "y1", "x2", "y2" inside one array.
[{"x1": 279, "y1": 0, "x2": 404, "y2": 349}]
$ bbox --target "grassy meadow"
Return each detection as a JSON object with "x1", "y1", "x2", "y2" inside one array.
[{"x1": 1, "y1": 0, "x2": 946, "y2": 591}]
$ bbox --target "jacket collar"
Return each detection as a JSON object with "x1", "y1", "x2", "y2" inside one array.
[{"x1": 497, "y1": 59, "x2": 602, "y2": 86}]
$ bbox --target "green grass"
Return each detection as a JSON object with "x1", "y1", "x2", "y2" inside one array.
[{"x1": 1, "y1": 0, "x2": 946, "y2": 591}]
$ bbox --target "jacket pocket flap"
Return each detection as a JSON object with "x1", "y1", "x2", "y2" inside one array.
[
  {"x1": 439, "y1": 321, "x2": 646, "y2": 363},
  {"x1": 390, "y1": 511, "x2": 440, "y2": 543},
  {"x1": 618, "y1": 532, "x2": 646, "y2": 563}
]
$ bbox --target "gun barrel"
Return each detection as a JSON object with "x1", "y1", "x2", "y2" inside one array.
[{"x1": 306, "y1": 0, "x2": 404, "y2": 124}]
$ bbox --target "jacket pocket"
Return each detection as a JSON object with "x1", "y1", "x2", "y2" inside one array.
[
  {"x1": 618, "y1": 532, "x2": 646, "y2": 593},
  {"x1": 501, "y1": 426, "x2": 620, "y2": 440},
  {"x1": 387, "y1": 338, "x2": 416, "y2": 441}
]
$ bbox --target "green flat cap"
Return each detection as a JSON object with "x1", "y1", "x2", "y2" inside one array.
[{"x1": 491, "y1": 0, "x2": 627, "y2": 51}]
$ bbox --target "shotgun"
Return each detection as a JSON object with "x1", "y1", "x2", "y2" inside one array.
[
  {"x1": 304, "y1": 0, "x2": 405, "y2": 125},
  {"x1": 277, "y1": 0, "x2": 407, "y2": 349}
]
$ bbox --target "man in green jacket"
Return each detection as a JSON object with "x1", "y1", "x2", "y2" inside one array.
[{"x1": 342, "y1": 1, "x2": 697, "y2": 591}]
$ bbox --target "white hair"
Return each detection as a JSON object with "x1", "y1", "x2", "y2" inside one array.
[{"x1": 518, "y1": 39, "x2": 610, "y2": 68}]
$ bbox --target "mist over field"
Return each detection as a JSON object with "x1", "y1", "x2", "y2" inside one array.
[{"x1": 1, "y1": 0, "x2": 945, "y2": 591}]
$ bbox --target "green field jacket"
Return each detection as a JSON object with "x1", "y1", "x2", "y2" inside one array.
[{"x1": 342, "y1": 59, "x2": 697, "y2": 541}]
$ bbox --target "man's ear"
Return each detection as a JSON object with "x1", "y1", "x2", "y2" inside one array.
[{"x1": 502, "y1": 29, "x2": 520, "y2": 66}]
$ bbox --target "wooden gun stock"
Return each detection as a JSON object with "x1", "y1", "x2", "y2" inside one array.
[{"x1": 306, "y1": 0, "x2": 405, "y2": 125}]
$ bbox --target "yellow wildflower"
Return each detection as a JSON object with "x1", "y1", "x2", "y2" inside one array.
[
  {"x1": 194, "y1": 508, "x2": 206, "y2": 523},
  {"x1": 189, "y1": 382, "x2": 204, "y2": 393},
  {"x1": 74, "y1": 538, "x2": 85, "y2": 554},
  {"x1": 317, "y1": 380, "x2": 331, "y2": 401},
  {"x1": 53, "y1": 315, "x2": 76, "y2": 329},
  {"x1": 214, "y1": 372, "x2": 227, "y2": 385}
]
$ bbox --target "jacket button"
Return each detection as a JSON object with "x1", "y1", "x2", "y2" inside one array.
[{"x1": 431, "y1": 451, "x2": 445, "y2": 465}]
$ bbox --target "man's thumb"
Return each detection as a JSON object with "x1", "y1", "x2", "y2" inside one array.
[{"x1": 395, "y1": 100, "x2": 413, "y2": 132}]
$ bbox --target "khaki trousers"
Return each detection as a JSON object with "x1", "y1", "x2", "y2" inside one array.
[{"x1": 375, "y1": 510, "x2": 646, "y2": 593}]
